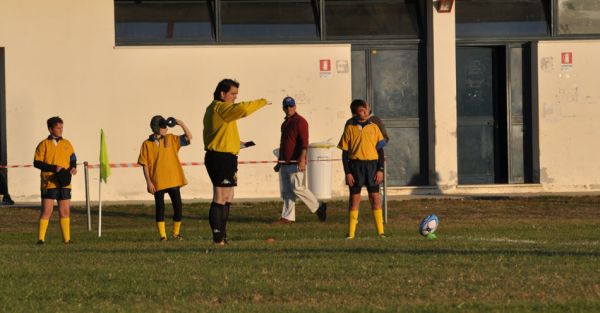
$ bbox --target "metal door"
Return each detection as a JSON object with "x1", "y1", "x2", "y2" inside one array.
[
  {"x1": 456, "y1": 47, "x2": 507, "y2": 184},
  {"x1": 352, "y1": 47, "x2": 426, "y2": 186}
]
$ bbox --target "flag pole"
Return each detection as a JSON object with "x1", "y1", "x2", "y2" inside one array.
[
  {"x1": 98, "y1": 169, "x2": 102, "y2": 237},
  {"x1": 84, "y1": 161, "x2": 91, "y2": 231},
  {"x1": 98, "y1": 129, "x2": 111, "y2": 238}
]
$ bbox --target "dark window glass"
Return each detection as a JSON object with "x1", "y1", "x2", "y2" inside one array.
[
  {"x1": 351, "y1": 50, "x2": 367, "y2": 101},
  {"x1": 371, "y1": 49, "x2": 420, "y2": 118},
  {"x1": 386, "y1": 127, "x2": 422, "y2": 186},
  {"x1": 221, "y1": 1, "x2": 318, "y2": 42},
  {"x1": 325, "y1": 0, "x2": 422, "y2": 38},
  {"x1": 456, "y1": 0, "x2": 550, "y2": 38},
  {"x1": 558, "y1": 0, "x2": 600, "y2": 35},
  {"x1": 115, "y1": 1, "x2": 214, "y2": 45}
]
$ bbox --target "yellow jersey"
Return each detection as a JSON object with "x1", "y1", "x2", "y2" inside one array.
[
  {"x1": 203, "y1": 99, "x2": 267, "y2": 155},
  {"x1": 337, "y1": 119, "x2": 384, "y2": 161},
  {"x1": 34, "y1": 137, "x2": 76, "y2": 190},
  {"x1": 138, "y1": 134, "x2": 188, "y2": 191}
]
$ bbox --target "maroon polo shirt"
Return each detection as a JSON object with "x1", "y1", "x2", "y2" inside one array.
[{"x1": 279, "y1": 113, "x2": 309, "y2": 163}]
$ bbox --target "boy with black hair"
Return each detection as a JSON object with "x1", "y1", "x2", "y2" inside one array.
[
  {"x1": 345, "y1": 101, "x2": 389, "y2": 143},
  {"x1": 138, "y1": 115, "x2": 192, "y2": 241},
  {"x1": 338, "y1": 100, "x2": 386, "y2": 239},
  {"x1": 34, "y1": 116, "x2": 77, "y2": 244}
]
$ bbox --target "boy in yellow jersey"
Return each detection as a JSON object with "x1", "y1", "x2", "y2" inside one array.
[
  {"x1": 338, "y1": 100, "x2": 386, "y2": 239},
  {"x1": 34, "y1": 116, "x2": 77, "y2": 244},
  {"x1": 138, "y1": 116, "x2": 192, "y2": 241},
  {"x1": 203, "y1": 78, "x2": 269, "y2": 244}
]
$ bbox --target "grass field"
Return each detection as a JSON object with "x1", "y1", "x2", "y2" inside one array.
[{"x1": 1, "y1": 196, "x2": 599, "y2": 312}]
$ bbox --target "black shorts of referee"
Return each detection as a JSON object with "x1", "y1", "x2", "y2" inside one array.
[
  {"x1": 348, "y1": 160, "x2": 380, "y2": 194},
  {"x1": 205, "y1": 150, "x2": 238, "y2": 187}
]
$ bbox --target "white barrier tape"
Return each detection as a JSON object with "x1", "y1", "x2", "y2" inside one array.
[{"x1": 1, "y1": 159, "x2": 343, "y2": 169}]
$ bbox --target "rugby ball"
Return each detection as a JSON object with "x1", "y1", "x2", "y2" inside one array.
[{"x1": 419, "y1": 214, "x2": 439, "y2": 236}]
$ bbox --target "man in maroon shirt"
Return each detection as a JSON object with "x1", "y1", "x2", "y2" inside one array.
[{"x1": 273, "y1": 96, "x2": 326, "y2": 224}]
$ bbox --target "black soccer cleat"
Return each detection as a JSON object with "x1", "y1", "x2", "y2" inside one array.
[
  {"x1": 2, "y1": 196, "x2": 15, "y2": 205},
  {"x1": 36, "y1": 240, "x2": 45, "y2": 245},
  {"x1": 316, "y1": 203, "x2": 327, "y2": 221}
]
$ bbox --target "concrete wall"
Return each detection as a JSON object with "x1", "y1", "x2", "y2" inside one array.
[
  {"x1": 0, "y1": 0, "x2": 351, "y2": 202},
  {"x1": 537, "y1": 40, "x2": 600, "y2": 192},
  {"x1": 1, "y1": 0, "x2": 600, "y2": 201},
  {"x1": 426, "y1": 0, "x2": 458, "y2": 192}
]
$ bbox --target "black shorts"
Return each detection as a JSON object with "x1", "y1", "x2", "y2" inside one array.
[
  {"x1": 41, "y1": 188, "x2": 72, "y2": 200},
  {"x1": 205, "y1": 150, "x2": 238, "y2": 187},
  {"x1": 348, "y1": 160, "x2": 380, "y2": 195}
]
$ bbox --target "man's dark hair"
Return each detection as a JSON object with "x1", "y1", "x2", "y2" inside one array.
[
  {"x1": 213, "y1": 79, "x2": 240, "y2": 101},
  {"x1": 47, "y1": 116, "x2": 64, "y2": 129},
  {"x1": 350, "y1": 99, "x2": 368, "y2": 115}
]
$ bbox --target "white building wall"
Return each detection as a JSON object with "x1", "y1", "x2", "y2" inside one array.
[
  {"x1": 1, "y1": 0, "x2": 600, "y2": 201},
  {"x1": 537, "y1": 40, "x2": 600, "y2": 191},
  {"x1": 0, "y1": 0, "x2": 351, "y2": 202}
]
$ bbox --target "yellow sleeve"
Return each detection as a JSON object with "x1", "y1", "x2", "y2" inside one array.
[
  {"x1": 34, "y1": 141, "x2": 46, "y2": 162},
  {"x1": 337, "y1": 125, "x2": 350, "y2": 151},
  {"x1": 137, "y1": 142, "x2": 148, "y2": 166},
  {"x1": 216, "y1": 99, "x2": 268, "y2": 122},
  {"x1": 171, "y1": 134, "x2": 181, "y2": 152}
]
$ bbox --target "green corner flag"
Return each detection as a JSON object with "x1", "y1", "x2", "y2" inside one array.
[{"x1": 100, "y1": 129, "x2": 111, "y2": 183}]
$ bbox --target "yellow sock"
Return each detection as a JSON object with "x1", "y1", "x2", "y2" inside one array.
[
  {"x1": 373, "y1": 209, "x2": 384, "y2": 235},
  {"x1": 59, "y1": 218, "x2": 71, "y2": 242},
  {"x1": 173, "y1": 221, "x2": 181, "y2": 236},
  {"x1": 38, "y1": 218, "x2": 49, "y2": 241},
  {"x1": 156, "y1": 221, "x2": 167, "y2": 239},
  {"x1": 348, "y1": 210, "x2": 359, "y2": 238}
]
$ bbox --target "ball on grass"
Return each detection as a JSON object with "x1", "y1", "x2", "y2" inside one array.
[
  {"x1": 419, "y1": 214, "x2": 439, "y2": 236},
  {"x1": 265, "y1": 237, "x2": 276, "y2": 243}
]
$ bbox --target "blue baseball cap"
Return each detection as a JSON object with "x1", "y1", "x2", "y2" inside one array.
[{"x1": 282, "y1": 96, "x2": 296, "y2": 107}]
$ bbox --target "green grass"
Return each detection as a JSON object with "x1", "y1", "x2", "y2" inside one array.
[{"x1": 1, "y1": 196, "x2": 599, "y2": 312}]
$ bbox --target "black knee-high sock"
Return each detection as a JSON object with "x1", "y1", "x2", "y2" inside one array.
[
  {"x1": 209, "y1": 202, "x2": 225, "y2": 242},
  {"x1": 154, "y1": 190, "x2": 166, "y2": 222},
  {"x1": 168, "y1": 188, "x2": 183, "y2": 222},
  {"x1": 223, "y1": 202, "x2": 231, "y2": 239}
]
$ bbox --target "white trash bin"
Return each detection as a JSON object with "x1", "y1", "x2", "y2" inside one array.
[{"x1": 307, "y1": 142, "x2": 335, "y2": 200}]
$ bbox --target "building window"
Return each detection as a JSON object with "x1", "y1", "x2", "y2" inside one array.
[
  {"x1": 557, "y1": 0, "x2": 600, "y2": 35},
  {"x1": 220, "y1": 0, "x2": 319, "y2": 42},
  {"x1": 114, "y1": 0, "x2": 428, "y2": 44},
  {"x1": 115, "y1": 0, "x2": 215, "y2": 45},
  {"x1": 325, "y1": 0, "x2": 423, "y2": 39},
  {"x1": 456, "y1": 0, "x2": 550, "y2": 38}
]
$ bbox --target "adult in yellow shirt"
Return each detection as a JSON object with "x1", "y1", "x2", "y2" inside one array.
[
  {"x1": 138, "y1": 116, "x2": 192, "y2": 241},
  {"x1": 203, "y1": 79, "x2": 269, "y2": 244},
  {"x1": 33, "y1": 116, "x2": 77, "y2": 244},
  {"x1": 338, "y1": 100, "x2": 387, "y2": 240}
]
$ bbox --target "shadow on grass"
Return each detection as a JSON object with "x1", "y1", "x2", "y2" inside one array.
[
  {"x1": 55, "y1": 246, "x2": 600, "y2": 258},
  {"x1": 7, "y1": 205, "x2": 283, "y2": 224}
]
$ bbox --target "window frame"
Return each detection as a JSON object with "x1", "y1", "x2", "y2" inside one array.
[{"x1": 113, "y1": 0, "x2": 427, "y2": 46}]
